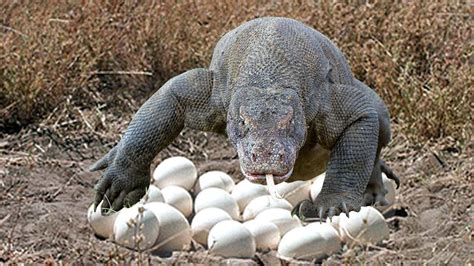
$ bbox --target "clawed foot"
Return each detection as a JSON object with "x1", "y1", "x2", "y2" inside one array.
[
  {"x1": 90, "y1": 147, "x2": 150, "y2": 215},
  {"x1": 363, "y1": 159, "x2": 400, "y2": 207},
  {"x1": 292, "y1": 193, "x2": 362, "y2": 222},
  {"x1": 363, "y1": 181, "x2": 389, "y2": 207}
]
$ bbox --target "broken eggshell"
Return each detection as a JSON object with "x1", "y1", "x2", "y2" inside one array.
[
  {"x1": 338, "y1": 206, "x2": 389, "y2": 246},
  {"x1": 87, "y1": 201, "x2": 120, "y2": 239}
]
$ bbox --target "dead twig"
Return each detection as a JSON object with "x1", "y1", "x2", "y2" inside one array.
[
  {"x1": 0, "y1": 214, "x2": 11, "y2": 226},
  {"x1": 0, "y1": 24, "x2": 29, "y2": 38}
]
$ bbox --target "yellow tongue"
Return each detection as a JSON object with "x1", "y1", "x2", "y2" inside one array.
[{"x1": 266, "y1": 174, "x2": 282, "y2": 199}]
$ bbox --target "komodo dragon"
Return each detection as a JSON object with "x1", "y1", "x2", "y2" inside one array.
[{"x1": 90, "y1": 17, "x2": 400, "y2": 220}]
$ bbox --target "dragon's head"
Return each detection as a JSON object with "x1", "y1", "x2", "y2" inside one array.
[{"x1": 227, "y1": 87, "x2": 306, "y2": 184}]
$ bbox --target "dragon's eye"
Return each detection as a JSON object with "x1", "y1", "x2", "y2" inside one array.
[
  {"x1": 237, "y1": 106, "x2": 252, "y2": 138},
  {"x1": 237, "y1": 117, "x2": 249, "y2": 138}
]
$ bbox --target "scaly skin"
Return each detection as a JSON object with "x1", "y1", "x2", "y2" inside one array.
[{"x1": 90, "y1": 17, "x2": 400, "y2": 220}]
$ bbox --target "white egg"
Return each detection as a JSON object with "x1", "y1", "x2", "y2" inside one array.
[
  {"x1": 140, "y1": 185, "x2": 165, "y2": 204},
  {"x1": 194, "y1": 171, "x2": 235, "y2": 193},
  {"x1": 145, "y1": 202, "x2": 192, "y2": 253},
  {"x1": 338, "y1": 206, "x2": 389, "y2": 246},
  {"x1": 194, "y1": 187, "x2": 240, "y2": 220},
  {"x1": 243, "y1": 195, "x2": 293, "y2": 221},
  {"x1": 310, "y1": 173, "x2": 325, "y2": 201},
  {"x1": 306, "y1": 222, "x2": 342, "y2": 253},
  {"x1": 376, "y1": 173, "x2": 397, "y2": 212},
  {"x1": 278, "y1": 223, "x2": 341, "y2": 260},
  {"x1": 255, "y1": 208, "x2": 301, "y2": 236},
  {"x1": 208, "y1": 220, "x2": 256, "y2": 258},
  {"x1": 191, "y1": 208, "x2": 233, "y2": 245},
  {"x1": 326, "y1": 214, "x2": 343, "y2": 237},
  {"x1": 231, "y1": 179, "x2": 269, "y2": 210},
  {"x1": 275, "y1": 180, "x2": 311, "y2": 206},
  {"x1": 243, "y1": 220, "x2": 280, "y2": 250},
  {"x1": 113, "y1": 204, "x2": 160, "y2": 250},
  {"x1": 153, "y1": 156, "x2": 197, "y2": 190},
  {"x1": 87, "y1": 201, "x2": 120, "y2": 239},
  {"x1": 161, "y1": 186, "x2": 193, "y2": 217}
]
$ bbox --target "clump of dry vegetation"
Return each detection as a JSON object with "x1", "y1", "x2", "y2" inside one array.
[{"x1": 1, "y1": 1, "x2": 472, "y2": 144}]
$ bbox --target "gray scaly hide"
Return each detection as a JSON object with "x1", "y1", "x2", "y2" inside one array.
[{"x1": 90, "y1": 17, "x2": 399, "y2": 220}]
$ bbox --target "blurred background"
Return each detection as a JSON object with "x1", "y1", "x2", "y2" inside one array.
[{"x1": 0, "y1": 1, "x2": 472, "y2": 264}]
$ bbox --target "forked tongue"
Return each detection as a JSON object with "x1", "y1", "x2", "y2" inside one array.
[{"x1": 266, "y1": 174, "x2": 282, "y2": 199}]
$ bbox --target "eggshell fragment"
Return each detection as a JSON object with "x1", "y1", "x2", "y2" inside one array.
[
  {"x1": 194, "y1": 188, "x2": 240, "y2": 220},
  {"x1": 231, "y1": 179, "x2": 269, "y2": 210},
  {"x1": 278, "y1": 223, "x2": 341, "y2": 260},
  {"x1": 338, "y1": 206, "x2": 389, "y2": 246},
  {"x1": 255, "y1": 208, "x2": 301, "y2": 236},
  {"x1": 208, "y1": 220, "x2": 256, "y2": 258},
  {"x1": 113, "y1": 204, "x2": 160, "y2": 250},
  {"x1": 153, "y1": 156, "x2": 197, "y2": 190},
  {"x1": 191, "y1": 208, "x2": 232, "y2": 245},
  {"x1": 140, "y1": 185, "x2": 165, "y2": 204},
  {"x1": 243, "y1": 220, "x2": 280, "y2": 250},
  {"x1": 145, "y1": 202, "x2": 192, "y2": 253},
  {"x1": 376, "y1": 173, "x2": 397, "y2": 212},
  {"x1": 310, "y1": 173, "x2": 325, "y2": 201},
  {"x1": 243, "y1": 196, "x2": 293, "y2": 221},
  {"x1": 161, "y1": 186, "x2": 193, "y2": 217},
  {"x1": 275, "y1": 180, "x2": 311, "y2": 206},
  {"x1": 87, "y1": 201, "x2": 120, "y2": 239},
  {"x1": 195, "y1": 171, "x2": 235, "y2": 193}
]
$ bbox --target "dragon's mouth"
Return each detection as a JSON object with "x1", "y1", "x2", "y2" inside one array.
[{"x1": 241, "y1": 167, "x2": 293, "y2": 185}]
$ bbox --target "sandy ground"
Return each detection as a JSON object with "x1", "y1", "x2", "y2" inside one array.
[{"x1": 0, "y1": 127, "x2": 472, "y2": 264}]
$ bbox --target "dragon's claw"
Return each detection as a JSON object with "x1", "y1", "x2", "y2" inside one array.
[{"x1": 292, "y1": 193, "x2": 362, "y2": 222}]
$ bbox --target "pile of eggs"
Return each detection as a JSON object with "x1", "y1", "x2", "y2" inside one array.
[{"x1": 87, "y1": 156, "x2": 397, "y2": 260}]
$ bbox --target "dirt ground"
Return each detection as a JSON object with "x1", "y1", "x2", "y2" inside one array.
[{"x1": 0, "y1": 125, "x2": 472, "y2": 264}]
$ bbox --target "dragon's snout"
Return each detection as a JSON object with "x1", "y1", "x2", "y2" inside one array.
[
  {"x1": 249, "y1": 141, "x2": 286, "y2": 164},
  {"x1": 238, "y1": 139, "x2": 295, "y2": 184}
]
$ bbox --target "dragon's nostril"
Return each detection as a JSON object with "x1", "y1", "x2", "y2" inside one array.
[
  {"x1": 278, "y1": 150, "x2": 285, "y2": 161},
  {"x1": 251, "y1": 152, "x2": 257, "y2": 162}
]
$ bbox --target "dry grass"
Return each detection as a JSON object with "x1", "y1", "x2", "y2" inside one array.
[{"x1": 1, "y1": 1, "x2": 472, "y2": 143}]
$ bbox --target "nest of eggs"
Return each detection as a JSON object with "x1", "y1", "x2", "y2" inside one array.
[{"x1": 88, "y1": 156, "x2": 397, "y2": 260}]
